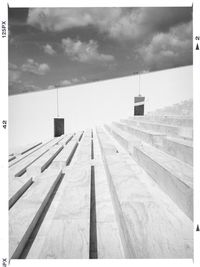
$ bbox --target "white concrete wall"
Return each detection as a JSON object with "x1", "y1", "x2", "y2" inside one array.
[{"x1": 9, "y1": 66, "x2": 192, "y2": 151}]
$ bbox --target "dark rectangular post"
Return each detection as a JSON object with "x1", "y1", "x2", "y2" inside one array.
[
  {"x1": 54, "y1": 118, "x2": 64, "y2": 137},
  {"x1": 134, "y1": 96, "x2": 145, "y2": 116}
]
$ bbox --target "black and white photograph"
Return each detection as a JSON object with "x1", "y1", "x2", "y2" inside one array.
[{"x1": 1, "y1": 0, "x2": 200, "y2": 265}]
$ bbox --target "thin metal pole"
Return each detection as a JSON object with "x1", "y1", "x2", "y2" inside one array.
[
  {"x1": 138, "y1": 73, "x2": 141, "y2": 96},
  {"x1": 56, "y1": 87, "x2": 59, "y2": 117}
]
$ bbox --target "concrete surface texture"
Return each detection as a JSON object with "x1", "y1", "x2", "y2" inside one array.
[{"x1": 9, "y1": 100, "x2": 193, "y2": 259}]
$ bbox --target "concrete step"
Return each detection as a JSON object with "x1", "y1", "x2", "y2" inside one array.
[
  {"x1": 26, "y1": 144, "x2": 64, "y2": 178},
  {"x1": 114, "y1": 121, "x2": 165, "y2": 147},
  {"x1": 9, "y1": 142, "x2": 46, "y2": 167},
  {"x1": 96, "y1": 127, "x2": 192, "y2": 258},
  {"x1": 9, "y1": 137, "x2": 74, "y2": 208},
  {"x1": 159, "y1": 136, "x2": 193, "y2": 166},
  {"x1": 119, "y1": 121, "x2": 193, "y2": 165},
  {"x1": 125, "y1": 119, "x2": 193, "y2": 140},
  {"x1": 9, "y1": 174, "x2": 33, "y2": 209},
  {"x1": 52, "y1": 132, "x2": 83, "y2": 170},
  {"x1": 131, "y1": 115, "x2": 193, "y2": 127},
  {"x1": 9, "y1": 167, "x2": 62, "y2": 259},
  {"x1": 9, "y1": 142, "x2": 44, "y2": 166},
  {"x1": 9, "y1": 142, "x2": 42, "y2": 158},
  {"x1": 9, "y1": 155, "x2": 16, "y2": 162},
  {"x1": 58, "y1": 133, "x2": 74, "y2": 145},
  {"x1": 9, "y1": 135, "x2": 65, "y2": 177},
  {"x1": 26, "y1": 131, "x2": 92, "y2": 259},
  {"x1": 93, "y1": 130, "x2": 124, "y2": 258},
  {"x1": 19, "y1": 142, "x2": 43, "y2": 155},
  {"x1": 105, "y1": 124, "x2": 193, "y2": 220}
]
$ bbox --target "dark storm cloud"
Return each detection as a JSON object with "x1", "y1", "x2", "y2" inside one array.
[
  {"x1": 138, "y1": 21, "x2": 192, "y2": 71},
  {"x1": 139, "y1": 7, "x2": 192, "y2": 34},
  {"x1": 9, "y1": 8, "x2": 29, "y2": 23},
  {"x1": 26, "y1": 7, "x2": 192, "y2": 41}
]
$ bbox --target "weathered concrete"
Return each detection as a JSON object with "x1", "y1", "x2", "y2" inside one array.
[
  {"x1": 132, "y1": 115, "x2": 193, "y2": 127},
  {"x1": 125, "y1": 119, "x2": 193, "y2": 139},
  {"x1": 51, "y1": 132, "x2": 82, "y2": 170},
  {"x1": 159, "y1": 136, "x2": 193, "y2": 165},
  {"x1": 9, "y1": 167, "x2": 62, "y2": 259},
  {"x1": 9, "y1": 112, "x2": 193, "y2": 259},
  {"x1": 120, "y1": 119, "x2": 193, "y2": 165},
  {"x1": 114, "y1": 122, "x2": 165, "y2": 146},
  {"x1": 97, "y1": 128, "x2": 193, "y2": 258},
  {"x1": 93, "y1": 130, "x2": 124, "y2": 258},
  {"x1": 27, "y1": 131, "x2": 91, "y2": 259},
  {"x1": 106, "y1": 124, "x2": 193, "y2": 220},
  {"x1": 26, "y1": 144, "x2": 63, "y2": 178},
  {"x1": 10, "y1": 136, "x2": 64, "y2": 177}
]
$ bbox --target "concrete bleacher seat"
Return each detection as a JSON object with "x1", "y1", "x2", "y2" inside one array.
[
  {"x1": 9, "y1": 136, "x2": 65, "y2": 177},
  {"x1": 96, "y1": 127, "x2": 192, "y2": 258},
  {"x1": 114, "y1": 121, "x2": 193, "y2": 165},
  {"x1": 105, "y1": 124, "x2": 193, "y2": 220},
  {"x1": 9, "y1": 100, "x2": 193, "y2": 259},
  {"x1": 132, "y1": 115, "x2": 193, "y2": 127},
  {"x1": 9, "y1": 167, "x2": 62, "y2": 259}
]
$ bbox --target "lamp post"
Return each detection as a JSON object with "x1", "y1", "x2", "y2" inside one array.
[{"x1": 53, "y1": 84, "x2": 65, "y2": 137}]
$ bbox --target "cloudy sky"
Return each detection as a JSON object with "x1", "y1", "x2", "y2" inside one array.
[{"x1": 9, "y1": 7, "x2": 192, "y2": 95}]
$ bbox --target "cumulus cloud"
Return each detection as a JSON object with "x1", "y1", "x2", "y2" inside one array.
[
  {"x1": 58, "y1": 80, "x2": 71, "y2": 86},
  {"x1": 9, "y1": 63, "x2": 21, "y2": 85},
  {"x1": 62, "y1": 38, "x2": 114, "y2": 63},
  {"x1": 48, "y1": 79, "x2": 74, "y2": 89},
  {"x1": 139, "y1": 21, "x2": 192, "y2": 70},
  {"x1": 21, "y1": 58, "x2": 50, "y2": 75},
  {"x1": 27, "y1": 7, "x2": 192, "y2": 41},
  {"x1": 43, "y1": 43, "x2": 56, "y2": 55},
  {"x1": 9, "y1": 70, "x2": 21, "y2": 84}
]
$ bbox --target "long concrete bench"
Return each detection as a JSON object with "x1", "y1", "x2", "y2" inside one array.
[
  {"x1": 96, "y1": 127, "x2": 193, "y2": 258},
  {"x1": 124, "y1": 119, "x2": 193, "y2": 140},
  {"x1": 9, "y1": 136, "x2": 65, "y2": 177},
  {"x1": 9, "y1": 142, "x2": 46, "y2": 168},
  {"x1": 114, "y1": 122, "x2": 165, "y2": 146},
  {"x1": 52, "y1": 132, "x2": 83, "y2": 170},
  {"x1": 26, "y1": 144, "x2": 64, "y2": 178},
  {"x1": 58, "y1": 133, "x2": 74, "y2": 145},
  {"x1": 9, "y1": 135, "x2": 73, "y2": 168},
  {"x1": 9, "y1": 141, "x2": 64, "y2": 208},
  {"x1": 93, "y1": 130, "x2": 124, "y2": 258},
  {"x1": 26, "y1": 131, "x2": 92, "y2": 259},
  {"x1": 9, "y1": 174, "x2": 33, "y2": 209},
  {"x1": 131, "y1": 115, "x2": 193, "y2": 127},
  {"x1": 106, "y1": 124, "x2": 193, "y2": 220},
  {"x1": 9, "y1": 155, "x2": 16, "y2": 162},
  {"x1": 20, "y1": 142, "x2": 43, "y2": 155},
  {"x1": 121, "y1": 120, "x2": 193, "y2": 165},
  {"x1": 159, "y1": 136, "x2": 193, "y2": 165},
  {"x1": 9, "y1": 167, "x2": 62, "y2": 259}
]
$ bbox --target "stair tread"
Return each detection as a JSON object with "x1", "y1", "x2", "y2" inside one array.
[
  {"x1": 115, "y1": 122, "x2": 165, "y2": 136},
  {"x1": 109, "y1": 124, "x2": 192, "y2": 188},
  {"x1": 165, "y1": 136, "x2": 193, "y2": 147},
  {"x1": 9, "y1": 167, "x2": 62, "y2": 259},
  {"x1": 128, "y1": 118, "x2": 192, "y2": 129},
  {"x1": 97, "y1": 127, "x2": 193, "y2": 258},
  {"x1": 9, "y1": 136, "x2": 65, "y2": 177},
  {"x1": 26, "y1": 131, "x2": 92, "y2": 259}
]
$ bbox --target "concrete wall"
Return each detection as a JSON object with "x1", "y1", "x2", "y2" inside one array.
[{"x1": 9, "y1": 66, "x2": 192, "y2": 151}]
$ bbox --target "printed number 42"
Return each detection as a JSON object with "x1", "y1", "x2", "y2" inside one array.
[{"x1": 2, "y1": 120, "x2": 7, "y2": 129}]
